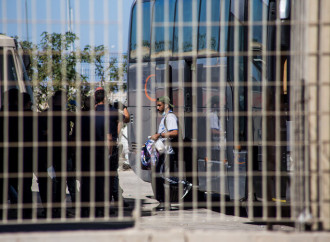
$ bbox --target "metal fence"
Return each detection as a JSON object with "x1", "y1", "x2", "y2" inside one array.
[{"x1": 0, "y1": 0, "x2": 329, "y2": 231}]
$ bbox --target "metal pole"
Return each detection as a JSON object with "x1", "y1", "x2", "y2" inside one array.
[{"x1": 25, "y1": 0, "x2": 29, "y2": 41}]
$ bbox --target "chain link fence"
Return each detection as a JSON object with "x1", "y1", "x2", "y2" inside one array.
[{"x1": 0, "y1": 0, "x2": 329, "y2": 231}]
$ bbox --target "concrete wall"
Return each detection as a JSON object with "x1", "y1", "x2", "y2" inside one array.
[
  {"x1": 291, "y1": 0, "x2": 330, "y2": 230},
  {"x1": 318, "y1": 0, "x2": 330, "y2": 231}
]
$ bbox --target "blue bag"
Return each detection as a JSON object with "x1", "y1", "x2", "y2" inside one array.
[{"x1": 141, "y1": 139, "x2": 159, "y2": 170}]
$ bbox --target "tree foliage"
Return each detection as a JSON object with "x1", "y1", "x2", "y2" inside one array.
[{"x1": 16, "y1": 32, "x2": 127, "y2": 110}]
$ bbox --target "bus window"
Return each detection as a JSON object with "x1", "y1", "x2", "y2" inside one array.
[
  {"x1": 130, "y1": 1, "x2": 153, "y2": 60},
  {"x1": 173, "y1": 0, "x2": 200, "y2": 57},
  {"x1": 7, "y1": 50, "x2": 19, "y2": 90},
  {"x1": 250, "y1": 0, "x2": 268, "y2": 107},
  {"x1": 228, "y1": 7, "x2": 247, "y2": 142},
  {"x1": 19, "y1": 54, "x2": 34, "y2": 105},
  {"x1": 198, "y1": 0, "x2": 230, "y2": 55},
  {"x1": 198, "y1": 0, "x2": 220, "y2": 55},
  {"x1": 251, "y1": 0, "x2": 265, "y2": 47},
  {"x1": 151, "y1": 0, "x2": 176, "y2": 59}
]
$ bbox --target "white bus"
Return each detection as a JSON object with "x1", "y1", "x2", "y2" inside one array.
[
  {"x1": 127, "y1": 0, "x2": 291, "y2": 218},
  {"x1": 0, "y1": 34, "x2": 33, "y2": 108}
]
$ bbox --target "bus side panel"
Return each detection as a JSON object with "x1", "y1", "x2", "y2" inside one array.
[
  {"x1": 127, "y1": 62, "x2": 156, "y2": 107},
  {"x1": 127, "y1": 62, "x2": 157, "y2": 182}
]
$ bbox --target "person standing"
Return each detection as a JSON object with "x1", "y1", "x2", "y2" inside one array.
[
  {"x1": 209, "y1": 95, "x2": 223, "y2": 161},
  {"x1": 150, "y1": 96, "x2": 192, "y2": 211},
  {"x1": 22, "y1": 92, "x2": 34, "y2": 219},
  {"x1": 80, "y1": 96, "x2": 93, "y2": 217},
  {"x1": 111, "y1": 101, "x2": 130, "y2": 206},
  {"x1": 38, "y1": 90, "x2": 73, "y2": 218},
  {"x1": 93, "y1": 87, "x2": 129, "y2": 217},
  {"x1": 7, "y1": 89, "x2": 20, "y2": 207}
]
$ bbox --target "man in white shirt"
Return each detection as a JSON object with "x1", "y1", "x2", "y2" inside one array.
[
  {"x1": 151, "y1": 96, "x2": 178, "y2": 154},
  {"x1": 150, "y1": 96, "x2": 192, "y2": 210}
]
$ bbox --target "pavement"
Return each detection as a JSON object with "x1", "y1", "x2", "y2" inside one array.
[
  {"x1": 120, "y1": 168, "x2": 289, "y2": 231},
  {"x1": 0, "y1": 168, "x2": 329, "y2": 241}
]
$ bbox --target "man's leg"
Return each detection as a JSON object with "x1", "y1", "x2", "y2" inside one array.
[
  {"x1": 67, "y1": 157, "x2": 76, "y2": 204},
  {"x1": 110, "y1": 148, "x2": 119, "y2": 202},
  {"x1": 152, "y1": 155, "x2": 165, "y2": 207}
]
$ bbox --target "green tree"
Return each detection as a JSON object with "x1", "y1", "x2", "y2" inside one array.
[
  {"x1": 84, "y1": 45, "x2": 128, "y2": 92},
  {"x1": 17, "y1": 32, "x2": 127, "y2": 110}
]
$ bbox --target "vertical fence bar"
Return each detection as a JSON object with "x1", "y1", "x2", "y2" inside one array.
[
  {"x1": 232, "y1": 0, "x2": 240, "y2": 219},
  {"x1": 102, "y1": 0, "x2": 110, "y2": 219},
  {"x1": 246, "y1": 0, "x2": 253, "y2": 221},
  {"x1": 134, "y1": 0, "x2": 143, "y2": 225},
  {"x1": 74, "y1": 0, "x2": 82, "y2": 220},
  {"x1": 319, "y1": 0, "x2": 330, "y2": 231},
  {"x1": 115, "y1": 0, "x2": 124, "y2": 219},
  {"x1": 2, "y1": 15, "x2": 9, "y2": 221},
  {"x1": 204, "y1": 0, "x2": 213, "y2": 218},
  {"x1": 16, "y1": 0, "x2": 23, "y2": 222},
  {"x1": 219, "y1": 0, "x2": 227, "y2": 217},
  {"x1": 0, "y1": 0, "x2": 329, "y2": 230},
  {"x1": 306, "y1": 0, "x2": 318, "y2": 231},
  {"x1": 31, "y1": 0, "x2": 40, "y2": 222},
  {"x1": 89, "y1": 0, "x2": 96, "y2": 220},
  {"x1": 274, "y1": 0, "x2": 282, "y2": 222},
  {"x1": 60, "y1": 0, "x2": 67, "y2": 220},
  {"x1": 260, "y1": 0, "x2": 268, "y2": 222}
]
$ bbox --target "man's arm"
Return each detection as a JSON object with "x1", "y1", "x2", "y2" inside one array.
[
  {"x1": 117, "y1": 122, "x2": 122, "y2": 137},
  {"x1": 122, "y1": 107, "x2": 130, "y2": 123},
  {"x1": 107, "y1": 133, "x2": 113, "y2": 155},
  {"x1": 150, "y1": 130, "x2": 178, "y2": 140},
  {"x1": 115, "y1": 102, "x2": 130, "y2": 123}
]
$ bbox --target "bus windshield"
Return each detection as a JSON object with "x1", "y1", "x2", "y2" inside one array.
[{"x1": 130, "y1": 1, "x2": 153, "y2": 60}]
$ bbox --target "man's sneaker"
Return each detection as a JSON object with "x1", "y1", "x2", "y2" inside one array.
[
  {"x1": 154, "y1": 202, "x2": 165, "y2": 211},
  {"x1": 181, "y1": 182, "x2": 192, "y2": 199}
]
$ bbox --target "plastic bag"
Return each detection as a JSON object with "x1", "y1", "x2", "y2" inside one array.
[
  {"x1": 154, "y1": 138, "x2": 166, "y2": 154},
  {"x1": 141, "y1": 139, "x2": 159, "y2": 170}
]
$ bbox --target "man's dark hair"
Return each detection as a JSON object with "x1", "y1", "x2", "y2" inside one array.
[
  {"x1": 23, "y1": 92, "x2": 32, "y2": 110},
  {"x1": 6, "y1": 88, "x2": 19, "y2": 110},
  {"x1": 52, "y1": 90, "x2": 66, "y2": 107},
  {"x1": 95, "y1": 89, "x2": 105, "y2": 104},
  {"x1": 82, "y1": 96, "x2": 93, "y2": 111},
  {"x1": 23, "y1": 92, "x2": 31, "y2": 104}
]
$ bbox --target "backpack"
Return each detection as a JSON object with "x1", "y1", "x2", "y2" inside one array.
[{"x1": 140, "y1": 139, "x2": 159, "y2": 170}]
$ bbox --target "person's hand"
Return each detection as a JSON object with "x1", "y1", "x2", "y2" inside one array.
[
  {"x1": 114, "y1": 101, "x2": 126, "y2": 110},
  {"x1": 150, "y1": 133, "x2": 161, "y2": 141}
]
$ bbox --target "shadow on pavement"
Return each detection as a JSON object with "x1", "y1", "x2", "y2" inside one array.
[{"x1": 0, "y1": 221, "x2": 135, "y2": 233}]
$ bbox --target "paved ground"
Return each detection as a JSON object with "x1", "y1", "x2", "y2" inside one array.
[
  {"x1": 2, "y1": 167, "x2": 296, "y2": 231},
  {"x1": 1, "y1": 168, "x2": 330, "y2": 241},
  {"x1": 119, "y1": 168, "x2": 294, "y2": 232}
]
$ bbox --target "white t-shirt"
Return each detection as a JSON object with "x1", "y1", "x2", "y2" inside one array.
[
  {"x1": 157, "y1": 111, "x2": 178, "y2": 154},
  {"x1": 209, "y1": 111, "x2": 222, "y2": 151},
  {"x1": 209, "y1": 111, "x2": 221, "y2": 131}
]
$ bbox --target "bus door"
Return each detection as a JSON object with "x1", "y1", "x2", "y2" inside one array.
[
  {"x1": 195, "y1": 57, "x2": 234, "y2": 196},
  {"x1": 156, "y1": 60, "x2": 191, "y2": 140},
  {"x1": 159, "y1": 60, "x2": 191, "y2": 174}
]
